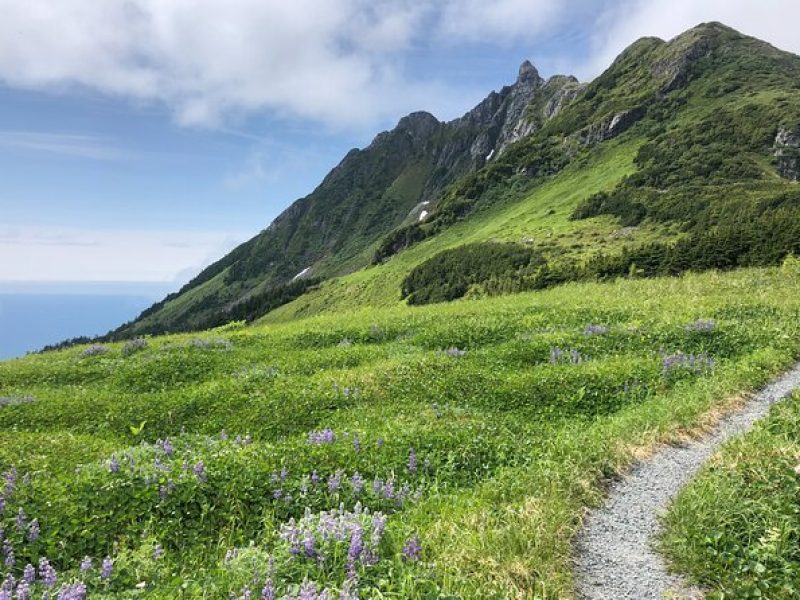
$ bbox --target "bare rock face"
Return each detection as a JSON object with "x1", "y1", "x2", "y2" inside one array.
[
  {"x1": 577, "y1": 106, "x2": 646, "y2": 145},
  {"x1": 775, "y1": 127, "x2": 800, "y2": 181}
]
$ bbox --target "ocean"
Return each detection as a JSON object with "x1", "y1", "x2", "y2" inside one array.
[{"x1": 0, "y1": 283, "x2": 173, "y2": 360}]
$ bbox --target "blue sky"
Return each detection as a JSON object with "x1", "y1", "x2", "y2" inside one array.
[{"x1": 1, "y1": 0, "x2": 797, "y2": 287}]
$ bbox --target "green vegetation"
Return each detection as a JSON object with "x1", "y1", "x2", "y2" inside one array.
[
  {"x1": 3, "y1": 268, "x2": 800, "y2": 597},
  {"x1": 662, "y1": 390, "x2": 800, "y2": 599},
  {"x1": 401, "y1": 242, "x2": 545, "y2": 304}
]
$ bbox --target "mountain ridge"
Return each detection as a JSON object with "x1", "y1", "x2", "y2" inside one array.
[{"x1": 110, "y1": 21, "x2": 800, "y2": 338}]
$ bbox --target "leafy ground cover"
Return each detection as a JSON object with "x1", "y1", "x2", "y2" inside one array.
[
  {"x1": 662, "y1": 392, "x2": 800, "y2": 599},
  {"x1": 2, "y1": 266, "x2": 800, "y2": 598}
]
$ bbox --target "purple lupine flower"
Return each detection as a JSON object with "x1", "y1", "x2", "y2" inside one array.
[
  {"x1": 328, "y1": 470, "x2": 343, "y2": 492},
  {"x1": 311, "y1": 470, "x2": 320, "y2": 485},
  {"x1": 260, "y1": 579, "x2": 276, "y2": 600},
  {"x1": 272, "y1": 489, "x2": 283, "y2": 500},
  {"x1": 346, "y1": 525, "x2": 364, "y2": 576},
  {"x1": 4, "y1": 549, "x2": 13, "y2": 569},
  {"x1": 39, "y1": 558, "x2": 57, "y2": 588},
  {"x1": 382, "y1": 479, "x2": 395, "y2": 500},
  {"x1": 583, "y1": 324, "x2": 609, "y2": 336},
  {"x1": 1, "y1": 574, "x2": 12, "y2": 593},
  {"x1": 193, "y1": 461, "x2": 207, "y2": 482},
  {"x1": 298, "y1": 580, "x2": 317, "y2": 600},
  {"x1": 14, "y1": 581, "x2": 29, "y2": 600},
  {"x1": 55, "y1": 582, "x2": 86, "y2": 600},
  {"x1": 303, "y1": 530, "x2": 316, "y2": 558},
  {"x1": 0, "y1": 588, "x2": 8, "y2": 600},
  {"x1": 22, "y1": 565, "x2": 35, "y2": 585},
  {"x1": 0, "y1": 496, "x2": 5, "y2": 515},
  {"x1": 280, "y1": 467, "x2": 288, "y2": 482},
  {"x1": 371, "y1": 512, "x2": 387, "y2": 547},
  {"x1": 353, "y1": 434, "x2": 361, "y2": 452},
  {"x1": 109, "y1": 455, "x2": 120, "y2": 473},
  {"x1": 350, "y1": 472, "x2": 364, "y2": 495},
  {"x1": 402, "y1": 535, "x2": 421, "y2": 561},
  {"x1": 4, "y1": 467, "x2": 18, "y2": 497},
  {"x1": 15, "y1": 508, "x2": 27, "y2": 532},
  {"x1": 372, "y1": 477, "x2": 383, "y2": 495},
  {"x1": 408, "y1": 448, "x2": 417, "y2": 474},
  {"x1": 160, "y1": 438, "x2": 174, "y2": 457},
  {"x1": 79, "y1": 557, "x2": 92, "y2": 573},
  {"x1": 220, "y1": 430, "x2": 228, "y2": 441},
  {"x1": 153, "y1": 544, "x2": 164, "y2": 559},
  {"x1": 26, "y1": 519, "x2": 39, "y2": 542},
  {"x1": 101, "y1": 556, "x2": 113, "y2": 580}
]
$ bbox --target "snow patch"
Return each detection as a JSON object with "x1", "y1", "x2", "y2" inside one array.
[
  {"x1": 418, "y1": 210, "x2": 429, "y2": 222},
  {"x1": 292, "y1": 267, "x2": 312, "y2": 281},
  {"x1": 486, "y1": 149, "x2": 495, "y2": 161}
]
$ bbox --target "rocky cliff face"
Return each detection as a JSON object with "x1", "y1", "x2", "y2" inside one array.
[{"x1": 775, "y1": 127, "x2": 800, "y2": 181}]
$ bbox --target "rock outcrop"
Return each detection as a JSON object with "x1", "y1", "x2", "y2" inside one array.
[{"x1": 775, "y1": 127, "x2": 800, "y2": 181}]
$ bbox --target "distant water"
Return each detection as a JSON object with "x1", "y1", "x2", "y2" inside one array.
[{"x1": 0, "y1": 285, "x2": 171, "y2": 360}]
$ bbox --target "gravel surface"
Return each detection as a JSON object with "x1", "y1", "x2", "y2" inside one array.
[{"x1": 573, "y1": 363, "x2": 800, "y2": 599}]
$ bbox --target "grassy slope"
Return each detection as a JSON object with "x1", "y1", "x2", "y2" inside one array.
[
  {"x1": 2, "y1": 267, "x2": 800, "y2": 598},
  {"x1": 262, "y1": 138, "x2": 655, "y2": 322},
  {"x1": 662, "y1": 393, "x2": 800, "y2": 595}
]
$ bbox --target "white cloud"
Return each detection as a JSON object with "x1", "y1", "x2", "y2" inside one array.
[
  {"x1": 0, "y1": 225, "x2": 250, "y2": 283},
  {"x1": 581, "y1": 0, "x2": 800, "y2": 79},
  {"x1": 0, "y1": 0, "x2": 584, "y2": 129},
  {"x1": 0, "y1": 0, "x2": 454, "y2": 128}
]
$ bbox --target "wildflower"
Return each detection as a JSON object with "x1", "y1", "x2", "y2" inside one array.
[
  {"x1": 583, "y1": 324, "x2": 609, "y2": 336},
  {"x1": 350, "y1": 472, "x2": 365, "y2": 495},
  {"x1": 27, "y1": 519, "x2": 39, "y2": 542},
  {"x1": 4, "y1": 468, "x2": 17, "y2": 497},
  {"x1": 193, "y1": 461, "x2": 207, "y2": 482},
  {"x1": 15, "y1": 508, "x2": 26, "y2": 532},
  {"x1": 160, "y1": 438, "x2": 174, "y2": 457},
  {"x1": 101, "y1": 557, "x2": 113, "y2": 580},
  {"x1": 408, "y1": 448, "x2": 417, "y2": 474},
  {"x1": 444, "y1": 347, "x2": 466, "y2": 357},
  {"x1": 280, "y1": 466, "x2": 289, "y2": 481},
  {"x1": 55, "y1": 582, "x2": 87, "y2": 600},
  {"x1": 39, "y1": 558, "x2": 57, "y2": 588},
  {"x1": 22, "y1": 565, "x2": 34, "y2": 585},
  {"x1": 376, "y1": 437, "x2": 385, "y2": 448},
  {"x1": 685, "y1": 319, "x2": 716, "y2": 332},
  {"x1": 220, "y1": 430, "x2": 228, "y2": 441},
  {"x1": 109, "y1": 455, "x2": 120, "y2": 473},
  {"x1": 13, "y1": 581, "x2": 28, "y2": 600},
  {"x1": 347, "y1": 526, "x2": 364, "y2": 572},
  {"x1": 261, "y1": 579, "x2": 276, "y2": 600},
  {"x1": 153, "y1": 545, "x2": 164, "y2": 559},
  {"x1": 311, "y1": 470, "x2": 320, "y2": 485},
  {"x1": 303, "y1": 530, "x2": 316, "y2": 558},
  {"x1": 308, "y1": 429, "x2": 336, "y2": 445},
  {"x1": 328, "y1": 470, "x2": 343, "y2": 492},
  {"x1": 353, "y1": 434, "x2": 361, "y2": 452},
  {"x1": 79, "y1": 557, "x2": 92, "y2": 573},
  {"x1": 300, "y1": 580, "x2": 321, "y2": 600},
  {"x1": 81, "y1": 344, "x2": 108, "y2": 357},
  {"x1": 402, "y1": 535, "x2": 422, "y2": 562}
]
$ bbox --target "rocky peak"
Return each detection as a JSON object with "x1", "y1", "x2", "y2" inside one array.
[{"x1": 517, "y1": 60, "x2": 541, "y2": 85}]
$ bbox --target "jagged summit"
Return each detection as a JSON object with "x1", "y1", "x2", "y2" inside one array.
[{"x1": 517, "y1": 60, "x2": 541, "y2": 84}]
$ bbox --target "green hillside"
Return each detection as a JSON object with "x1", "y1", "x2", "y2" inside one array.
[
  {"x1": 3, "y1": 267, "x2": 800, "y2": 598},
  {"x1": 113, "y1": 22, "x2": 800, "y2": 337}
]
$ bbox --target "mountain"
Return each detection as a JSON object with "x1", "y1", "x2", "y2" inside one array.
[{"x1": 113, "y1": 22, "x2": 800, "y2": 337}]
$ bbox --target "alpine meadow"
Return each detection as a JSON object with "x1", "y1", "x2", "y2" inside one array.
[{"x1": 3, "y1": 20, "x2": 800, "y2": 600}]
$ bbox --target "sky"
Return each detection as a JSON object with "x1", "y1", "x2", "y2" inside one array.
[{"x1": 1, "y1": 0, "x2": 799, "y2": 289}]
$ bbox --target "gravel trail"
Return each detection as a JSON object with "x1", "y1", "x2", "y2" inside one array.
[{"x1": 573, "y1": 363, "x2": 800, "y2": 599}]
